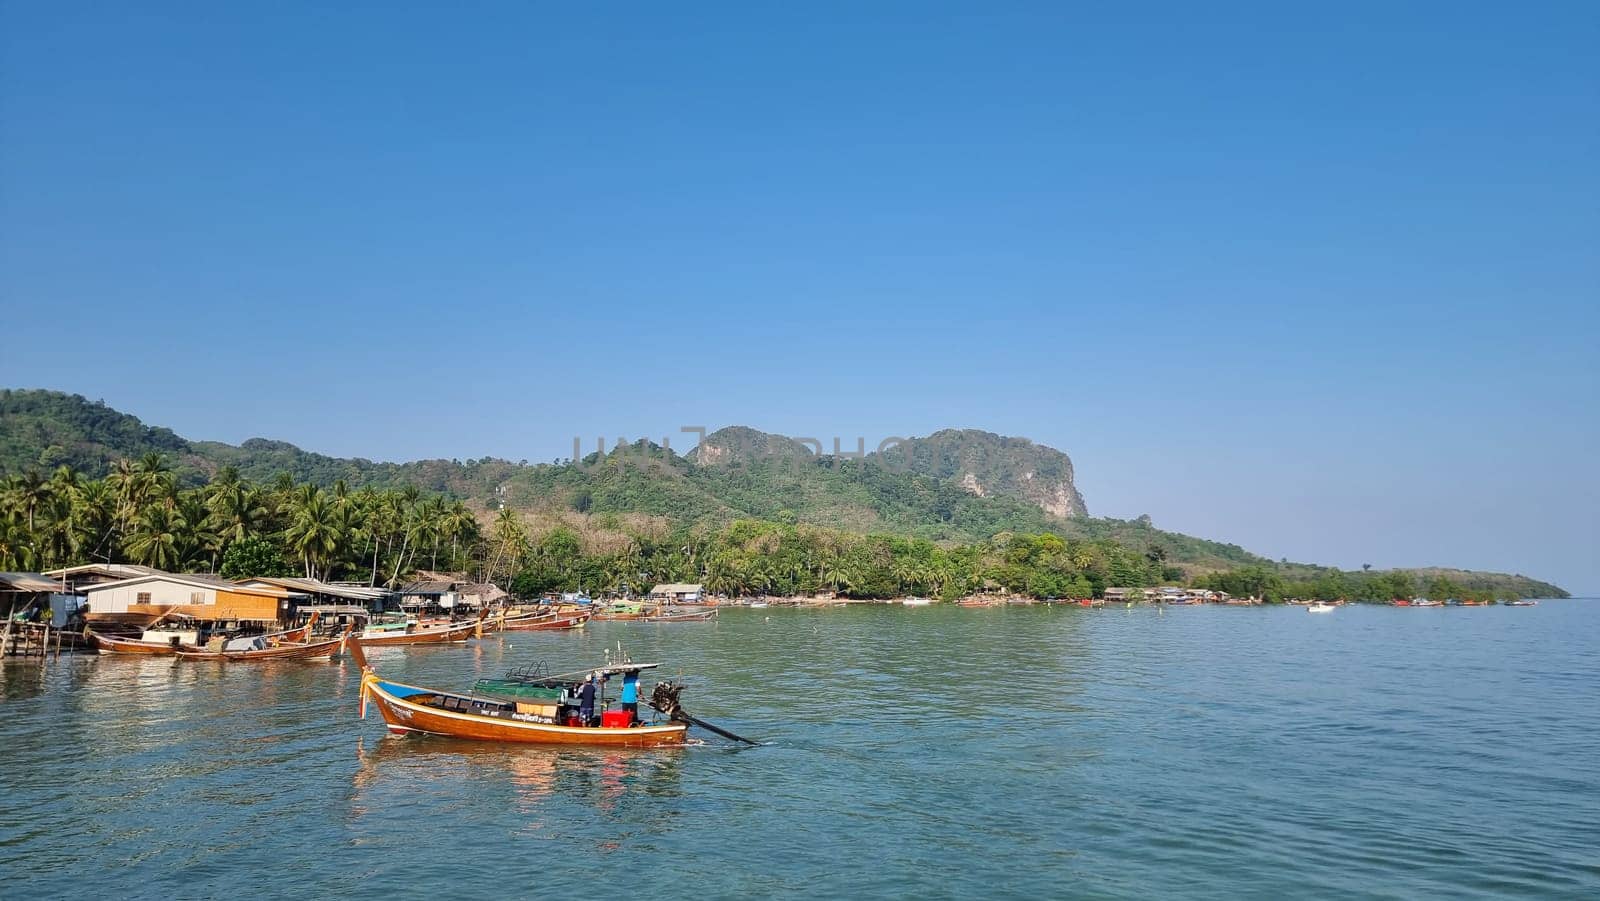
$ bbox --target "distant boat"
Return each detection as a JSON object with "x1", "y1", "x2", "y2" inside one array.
[
  {"x1": 640, "y1": 608, "x2": 717, "y2": 623},
  {"x1": 1412, "y1": 599, "x2": 1443, "y2": 608},
  {"x1": 901, "y1": 597, "x2": 932, "y2": 607},
  {"x1": 1308, "y1": 602, "x2": 1336, "y2": 613},
  {"x1": 748, "y1": 601, "x2": 769, "y2": 609},
  {"x1": 1506, "y1": 599, "x2": 1539, "y2": 607},
  {"x1": 358, "y1": 613, "x2": 484, "y2": 646},
  {"x1": 502, "y1": 612, "x2": 589, "y2": 631}
]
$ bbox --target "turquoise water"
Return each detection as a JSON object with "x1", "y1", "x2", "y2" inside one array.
[{"x1": 3, "y1": 602, "x2": 1597, "y2": 899}]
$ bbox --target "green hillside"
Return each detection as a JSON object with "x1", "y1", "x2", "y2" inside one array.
[{"x1": 0, "y1": 389, "x2": 1568, "y2": 597}]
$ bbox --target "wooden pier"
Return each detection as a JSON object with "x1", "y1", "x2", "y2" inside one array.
[{"x1": 1, "y1": 620, "x2": 69, "y2": 658}]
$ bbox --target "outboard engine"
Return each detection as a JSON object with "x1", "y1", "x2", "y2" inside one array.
[{"x1": 650, "y1": 681, "x2": 685, "y2": 720}]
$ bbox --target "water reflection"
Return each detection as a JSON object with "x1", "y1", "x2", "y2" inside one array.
[{"x1": 350, "y1": 735, "x2": 685, "y2": 833}]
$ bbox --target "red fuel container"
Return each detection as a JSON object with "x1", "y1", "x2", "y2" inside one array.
[{"x1": 600, "y1": 709, "x2": 632, "y2": 728}]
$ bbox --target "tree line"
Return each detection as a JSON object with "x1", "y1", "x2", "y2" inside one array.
[
  {"x1": 0, "y1": 455, "x2": 485, "y2": 585},
  {"x1": 512, "y1": 519, "x2": 1175, "y2": 600},
  {"x1": 1192, "y1": 566, "x2": 1527, "y2": 602},
  {"x1": 3, "y1": 458, "x2": 1542, "y2": 603}
]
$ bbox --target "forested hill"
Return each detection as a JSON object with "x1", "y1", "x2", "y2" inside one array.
[{"x1": 0, "y1": 389, "x2": 1569, "y2": 597}]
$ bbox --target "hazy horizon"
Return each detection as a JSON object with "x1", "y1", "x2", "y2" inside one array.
[{"x1": 3, "y1": 4, "x2": 1596, "y2": 592}]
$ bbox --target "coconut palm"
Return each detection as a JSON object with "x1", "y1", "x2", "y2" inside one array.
[
  {"x1": 282, "y1": 486, "x2": 342, "y2": 579},
  {"x1": 208, "y1": 481, "x2": 269, "y2": 551},
  {"x1": 125, "y1": 505, "x2": 181, "y2": 570}
]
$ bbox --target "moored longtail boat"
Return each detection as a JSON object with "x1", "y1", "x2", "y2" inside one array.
[
  {"x1": 348, "y1": 638, "x2": 690, "y2": 746},
  {"x1": 500, "y1": 612, "x2": 590, "y2": 632},
  {"x1": 639, "y1": 608, "x2": 716, "y2": 623},
  {"x1": 174, "y1": 623, "x2": 352, "y2": 662},
  {"x1": 355, "y1": 613, "x2": 483, "y2": 646},
  {"x1": 86, "y1": 628, "x2": 186, "y2": 656},
  {"x1": 89, "y1": 611, "x2": 317, "y2": 656},
  {"x1": 591, "y1": 603, "x2": 645, "y2": 621}
]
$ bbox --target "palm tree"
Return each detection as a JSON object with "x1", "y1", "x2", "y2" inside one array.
[
  {"x1": 11, "y1": 470, "x2": 50, "y2": 533},
  {"x1": 441, "y1": 500, "x2": 477, "y2": 570},
  {"x1": 134, "y1": 453, "x2": 176, "y2": 507},
  {"x1": 823, "y1": 563, "x2": 852, "y2": 595},
  {"x1": 208, "y1": 481, "x2": 268, "y2": 552},
  {"x1": 282, "y1": 487, "x2": 342, "y2": 579},
  {"x1": 73, "y1": 480, "x2": 120, "y2": 562},
  {"x1": 125, "y1": 505, "x2": 181, "y2": 570},
  {"x1": 173, "y1": 490, "x2": 220, "y2": 570}
]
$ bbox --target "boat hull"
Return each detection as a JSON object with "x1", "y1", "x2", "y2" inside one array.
[
  {"x1": 502, "y1": 614, "x2": 588, "y2": 631},
  {"x1": 174, "y1": 629, "x2": 350, "y2": 662},
  {"x1": 639, "y1": 609, "x2": 717, "y2": 623},
  {"x1": 356, "y1": 620, "x2": 479, "y2": 646},
  {"x1": 362, "y1": 675, "x2": 688, "y2": 746},
  {"x1": 87, "y1": 629, "x2": 179, "y2": 656}
]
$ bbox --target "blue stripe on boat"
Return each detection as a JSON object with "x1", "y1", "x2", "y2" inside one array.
[{"x1": 377, "y1": 681, "x2": 431, "y2": 698}]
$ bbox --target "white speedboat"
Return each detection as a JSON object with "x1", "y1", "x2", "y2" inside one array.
[
  {"x1": 902, "y1": 597, "x2": 933, "y2": 606},
  {"x1": 1308, "y1": 602, "x2": 1335, "y2": 613}
]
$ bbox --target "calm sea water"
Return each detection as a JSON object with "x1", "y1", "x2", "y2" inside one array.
[{"x1": 3, "y1": 602, "x2": 1597, "y2": 899}]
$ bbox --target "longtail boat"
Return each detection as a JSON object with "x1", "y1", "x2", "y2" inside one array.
[
  {"x1": 175, "y1": 623, "x2": 352, "y2": 662},
  {"x1": 500, "y1": 611, "x2": 590, "y2": 632},
  {"x1": 88, "y1": 611, "x2": 318, "y2": 656},
  {"x1": 640, "y1": 608, "x2": 717, "y2": 623},
  {"x1": 86, "y1": 628, "x2": 190, "y2": 656},
  {"x1": 349, "y1": 638, "x2": 706, "y2": 746},
  {"x1": 355, "y1": 611, "x2": 485, "y2": 646},
  {"x1": 591, "y1": 603, "x2": 645, "y2": 621}
]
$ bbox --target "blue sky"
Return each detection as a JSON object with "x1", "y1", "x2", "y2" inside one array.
[{"x1": 3, "y1": 3, "x2": 1596, "y2": 591}]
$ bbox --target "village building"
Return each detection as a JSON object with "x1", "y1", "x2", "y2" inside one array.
[
  {"x1": 81, "y1": 573, "x2": 299, "y2": 626},
  {"x1": 1, "y1": 571, "x2": 68, "y2": 622},
  {"x1": 235, "y1": 577, "x2": 393, "y2": 618},
  {"x1": 401, "y1": 571, "x2": 508, "y2": 610},
  {"x1": 399, "y1": 580, "x2": 462, "y2": 613},
  {"x1": 42, "y1": 563, "x2": 166, "y2": 594},
  {"x1": 649, "y1": 583, "x2": 705, "y2": 604}
]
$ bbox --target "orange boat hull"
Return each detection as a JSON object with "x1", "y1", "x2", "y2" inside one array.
[
  {"x1": 363, "y1": 675, "x2": 687, "y2": 746},
  {"x1": 502, "y1": 613, "x2": 590, "y2": 631},
  {"x1": 357, "y1": 620, "x2": 479, "y2": 646},
  {"x1": 87, "y1": 630, "x2": 179, "y2": 656}
]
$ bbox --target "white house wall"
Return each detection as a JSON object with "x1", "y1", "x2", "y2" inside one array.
[{"x1": 87, "y1": 581, "x2": 220, "y2": 615}]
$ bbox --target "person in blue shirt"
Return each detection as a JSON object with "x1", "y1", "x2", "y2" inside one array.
[{"x1": 620, "y1": 671, "x2": 640, "y2": 725}]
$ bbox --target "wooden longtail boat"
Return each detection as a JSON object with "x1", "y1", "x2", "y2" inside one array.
[
  {"x1": 86, "y1": 628, "x2": 185, "y2": 656},
  {"x1": 591, "y1": 603, "x2": 645, "y2": 621},
  {"x1": 348, "y1": 637, "x2": 689, "y2": 746},
  {"x1": 174, "y1": 623, "x2": 352, "y2": 662},
  {"x1": 88, "y1": 612, "x2": 318, "y2": 656},
  {"x1": 355, "y1": 613, "x2": 483, "y2": 646},
  {"x1": 639, "y1": 608, "x2": 717, "y2": 623},
  {"x1": 500, "y1": 612, "x2": 590, "y2": 632}
]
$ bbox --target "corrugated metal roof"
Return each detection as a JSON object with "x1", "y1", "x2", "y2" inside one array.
[
  {"x1": 241, "y1": 577, "x2": 388, "y2": 601},
  {"x1": 0, "y1": 572, "x2": 64, "y2": 592},
  {"x1": 401, "y1": 581, "x2": 458, "y2": 594}
]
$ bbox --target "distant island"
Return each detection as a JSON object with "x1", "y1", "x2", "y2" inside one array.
[{"x1": 0, "y1": 389, "x2": 1568, "y2": 601}]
